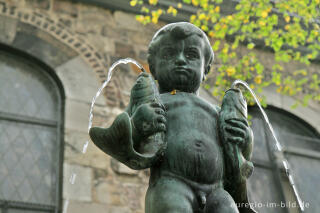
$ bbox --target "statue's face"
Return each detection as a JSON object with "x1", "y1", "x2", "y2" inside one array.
[{"x1": 153, "y1": 34, "x2": 206, "y2": 93}]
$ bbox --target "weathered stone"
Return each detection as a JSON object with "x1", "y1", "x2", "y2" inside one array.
[
  {"x1": 89, "y1": 103, "x2": 126, "y2": 129},
  {"x1": 93, "y1": 167, "x2": 109, "y2": 180},
  {"x1": 115, "y1": 42, "x2": 136, "y2": 58},
  {"x1": 76, "y1": 4, "x2": 114, "y2": 34},
  {"x1": 64, "y1": 128, "x2": 112, "y2": 169},
  {"x1": 53, "y1": 0, "x2": 78, "y2": 17},
  {"x1": 260, "y1": 85, "x2": 282, "y2": 109},
  {"x1": 0, "y1": 16, "x2": 18, "y2": 44},
  {"x1": 12, "y1": 22, "x2": 78, "y2": 68},
  {"x1": 55, "y1": 56, "x2": 105, "y2": 105},
  {"x1": 88, "y1": 152, "x2": 110, "y2": 169},
  {"x1": 4, "y1": 0, "x2": 25, "y2": 6},
  {"x1": 64, "y1": 129, "x2": 88, "y2": 154},
  {"x1": 66, "y1": 200, "x2": 109, "y2": 213},
  {"x1": 111, "y1": 159, "x2": 138, "y2": 175},
  {"x1": 63, "y1": 163, "x2": 92, "y2": 201},
  {"x1": 108, "y1": 206, "x2": 131, "y2": 213},
  {"x1": 281, "y1": 94, "x2": 320, "y2": 132},
  {"x1": 103, "y1": 78, "x2": 129, "y2": 109},
  {"x1": 94, "y1": 179, "x2": 126, "y2": 206},
  {"x1": 101, "y1": 26, "x2": 129, "y2": 43},
  {"x1": 199, "y1": 87, "x2": 220, "y2": 105},
  {"x1": 109, "y1": 61, "x2": 138, "y2": 95},
  {"x1": 114, "y1": 11, "x2": 144, "y2": 31},
  {"x1": 25, "y1": 0, "x2": 50, "y2": 10},
  {"x1": 94, "y1": 181, "x2": 113, "y2": 204},
  {"x1": 129, "y1": 30, "x2": 154, "y2": 45},
  {"x1": 82, "y1": 34, "x2": 115, "y2": 55},
  {"x1": 121, "y1": 183, "x2": 144, "y2": 210},
  {"x1": 138, "y1": 49, "x2": 148, "y2": 61},
  {"x1": 65, "y1": 99, "x2": 91, "y2": 132},
  {"x1": 58, "y1": 17, "x2": 71, "y2": 27}
]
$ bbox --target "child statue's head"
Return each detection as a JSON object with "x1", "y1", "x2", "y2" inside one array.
[{"x1": 148, "y1": 22, "x2": 214, "y2": 93}]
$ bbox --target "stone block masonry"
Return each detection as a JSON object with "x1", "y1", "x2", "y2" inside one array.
[{"x1": 0, "y1": 0, "x2": 153, "y2": 212}]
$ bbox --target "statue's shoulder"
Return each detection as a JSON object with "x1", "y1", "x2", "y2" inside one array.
[{"x1": 196, "y1": 95, "x2": 221, "y2": 114}]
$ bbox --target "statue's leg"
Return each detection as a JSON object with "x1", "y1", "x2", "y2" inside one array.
[
  {"x1": 205, "y1": 188, "x2": 239, "y2": 213},
  {"x1": 145, "y1": 176, "x2": 196, "y2": 213}
]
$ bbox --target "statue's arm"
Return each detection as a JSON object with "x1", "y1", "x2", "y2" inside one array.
[
  {"x1": 217, "y1": 105, "x2": 254, "y2": 161},
  {"x1": 242, "y1": 125, "x2": 253, "y2": 161},
  {"x1": 218, "y1": 106, "x2": 256, "y2": 213}
]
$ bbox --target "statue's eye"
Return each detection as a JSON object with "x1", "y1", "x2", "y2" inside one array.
[
  {"x1": 162, "y1": 53, "x2": 169, "y2": 59},
  {"x1": 161, "y1": 48, "x2": 175, "y2": 59},
  {"x1": 185, "y1": 49, "x2": 199, "y2": 59}
]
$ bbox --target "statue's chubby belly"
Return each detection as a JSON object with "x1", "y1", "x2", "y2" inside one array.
[{"x1": 159, "y1": 93, "x2": 224, "y2": 184}]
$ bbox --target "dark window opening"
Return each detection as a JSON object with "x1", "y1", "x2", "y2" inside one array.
[
  {"x1": 248, "y1": 106, "x2": 320, "y2": 213},
  {"x1": 0, "y1": 47, "x2": 64, "y2": 213}
]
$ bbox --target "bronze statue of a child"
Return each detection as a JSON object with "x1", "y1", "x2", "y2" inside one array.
[{"x1": 90, "y1": 22, "x2": 255, "y2": 213}]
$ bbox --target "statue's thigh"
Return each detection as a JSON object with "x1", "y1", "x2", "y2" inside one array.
[
  {"x1": 146, "y1": 177, "x2": 196, "y2": 213},
  {"x1": 205, "y1": 188, "x2": 239, "y2": 213}
]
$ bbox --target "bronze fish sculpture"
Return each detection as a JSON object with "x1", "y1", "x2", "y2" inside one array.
[
  {"x1": 220, "y1": 88, "x2": 256, "y2": 213},
  {"x1": 128, "y1": 72, "x2": 167, "y2": 160},
  {"x1": 89, "y1": 72, "x2": 166, "y2": 170}
]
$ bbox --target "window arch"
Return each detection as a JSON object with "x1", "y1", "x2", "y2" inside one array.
[
  {"x1": 247, "y1": 106, "x2": 320, "y2": 213},
  {"x1": 0, "y1": 46, "x2": 64, "y2": 213}
]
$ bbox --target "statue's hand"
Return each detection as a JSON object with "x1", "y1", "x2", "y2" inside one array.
[
  {"x1": 221, "y1": 118, "x2": 252, "y2": 148},
  {"x1": 131, "y1": 102, "x2": 166, "y2": 141}
]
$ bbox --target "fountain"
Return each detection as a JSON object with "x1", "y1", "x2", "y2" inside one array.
[{"x1": 65, "y1": 22, "x2": 304, "y2": 213}]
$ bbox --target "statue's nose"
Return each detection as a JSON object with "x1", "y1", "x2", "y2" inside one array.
[{"x1": 175, "y1": 52, "x2": 187, "y2": 66}]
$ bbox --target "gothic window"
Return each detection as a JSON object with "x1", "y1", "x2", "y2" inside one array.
[
  {"x1": 248, "y1": 106, "x2": 320, "y2": 213},
  {"x1": 0, "y1": 47, "x2": 63, "y2": 213}
]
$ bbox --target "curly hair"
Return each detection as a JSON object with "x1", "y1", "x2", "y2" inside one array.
[{"x1": 147, "y1": 22, "x2": 214, "y2": 77}]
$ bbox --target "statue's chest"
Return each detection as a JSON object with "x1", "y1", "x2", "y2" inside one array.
[{"x1": 160, "y1": 93, "x2": 218, "y2": 133}]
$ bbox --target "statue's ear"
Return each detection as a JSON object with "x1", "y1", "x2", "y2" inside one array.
[
  {"x1": 205, "y1": 64, "x2": 211, "y2": 75},
  {"x1": 202, "y1": 75, "x2": 206, "y2": 82},
  {"x1": 203, "y1": 65, "x2": 211, "y2": 81},
  {"x1": 149, "y1": 64, "x2": 157, "y2": 80}
]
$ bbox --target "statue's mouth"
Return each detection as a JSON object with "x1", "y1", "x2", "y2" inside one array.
[{"x1": 173, "y1": 67, "x2": 190, "y2": 74}]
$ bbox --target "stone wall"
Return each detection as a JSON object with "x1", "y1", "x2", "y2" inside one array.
[
  {"x1": 49, "y1": 2, "x2": 158, "y2": 213},
  {"x1": 1, "y1": 1, "x2": 160, "y2": 212},
  {"x1": 0, "y1": 1, "x2": 319, "y2": 213}
]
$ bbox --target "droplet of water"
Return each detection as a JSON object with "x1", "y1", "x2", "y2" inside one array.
[
  {"x1": 69, "y1": 173, "x2": 77, "y2": 185},
  {"x1": 63, "y1": 199, "x2": 69, "y2": 213},
  {"x1": 82, "y1": 141, "x2": 89, "y2": 154}
]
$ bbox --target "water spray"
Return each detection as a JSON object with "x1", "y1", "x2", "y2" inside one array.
[
  {"x1": 231, "y1": 80, "x2": 304, "y2": 212},
  {"x1": 88, "y1": 58, "x2": 146, "y2": 133},
  {"x1": 64, "y1": 58, "x2": 146, "y2": 213}
]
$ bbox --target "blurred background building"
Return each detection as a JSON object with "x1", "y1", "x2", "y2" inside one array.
[{"x1": 0, "y1": 1, "x2": 319, "y2": 213}]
